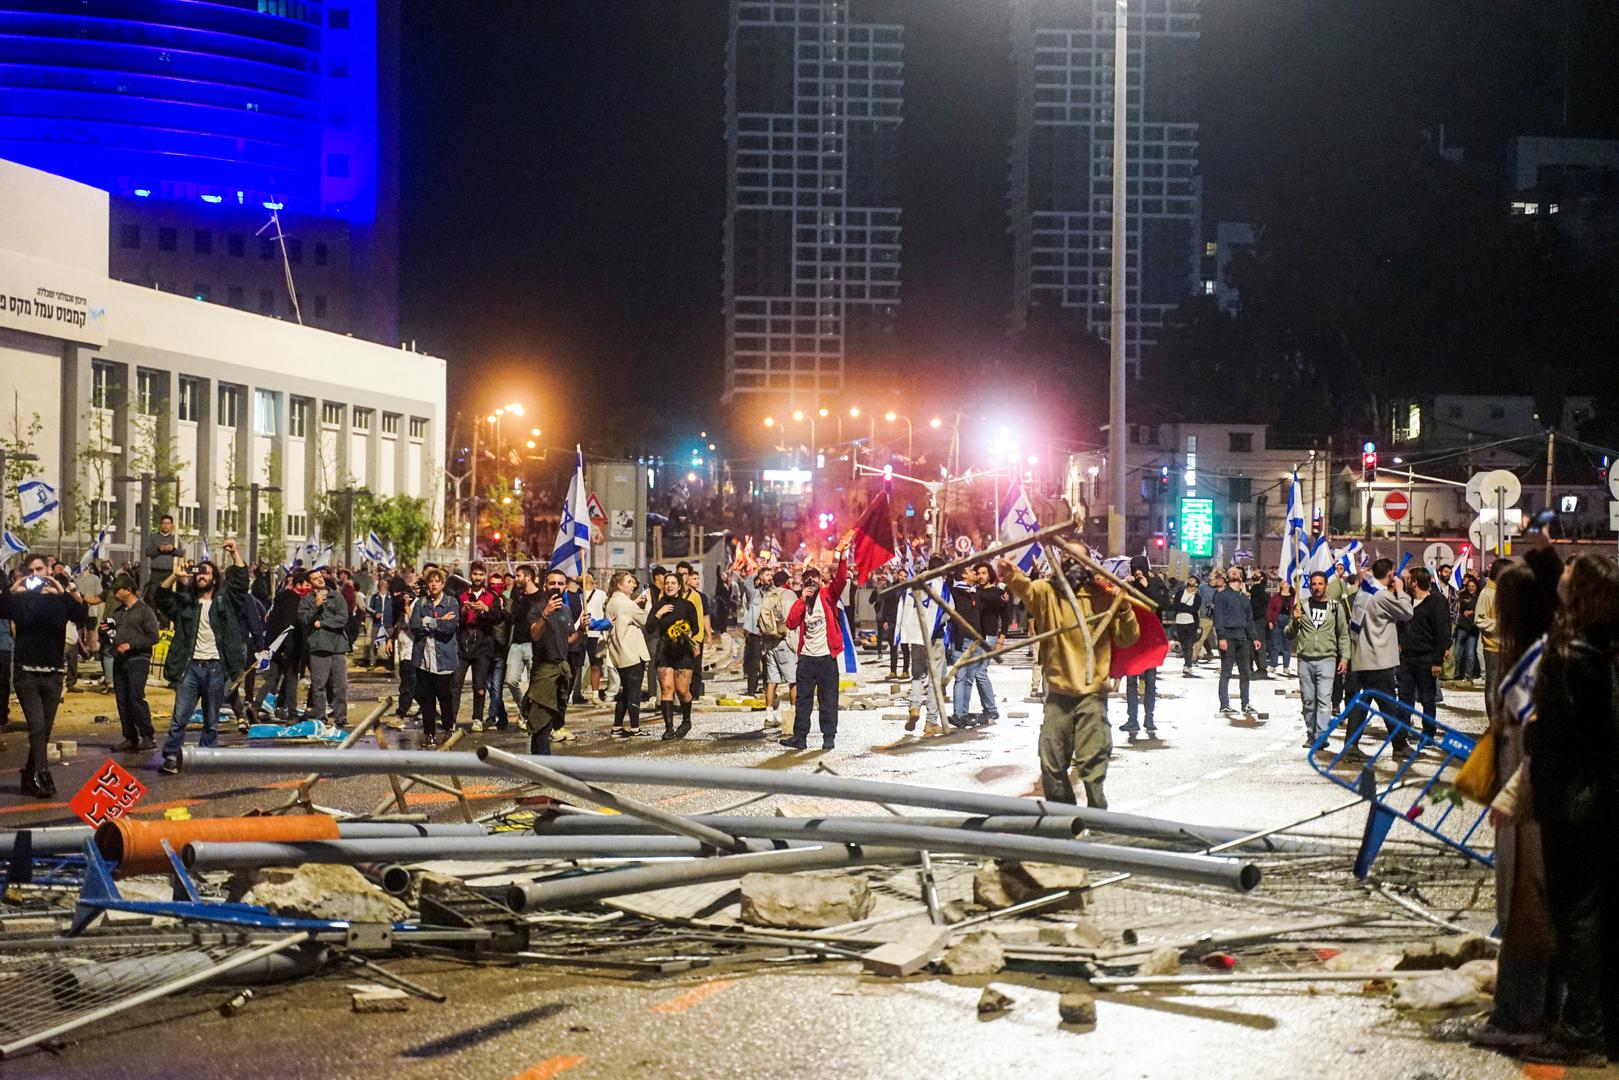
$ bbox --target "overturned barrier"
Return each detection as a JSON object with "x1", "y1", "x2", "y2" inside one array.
[{"x1": 181, "y1": 747, "x2": 1321, "y2": 854}]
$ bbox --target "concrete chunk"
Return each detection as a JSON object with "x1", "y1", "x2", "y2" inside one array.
[
  {"x1": 1394, "y1": 933, "x2": 1494, "y2": 971},
  {"x1": 972, "y1": 858, "x2": 1089, "y2": 911},
  {"x1": 351, "y1": 988, "x2": 410, "y2": 1013},
  {"x1": 1038, "y1": 918, "x2": 1108, "y2": 948},
  {"x1": 240, "y1": 864, "x2": 411, "y2": 925},
  {"x1": 860, "y1": 924, "x2": 952, "y2": 977},
  {"x1": 941, "y1": 930, "x2": 1006, "y2": 976},
  {"x1": 977, "y1": 986, "x2": 1015, "y2": 1014},
  {"x1": 1058, "y1": 989, "x2": 1097, "y2": 1025},
  {"x1": 739, "y1": 872, "x2": 874, "y2": 929},
  {"x1": 1136, "y1": 946, "x2": 1182, "y2": 976}
]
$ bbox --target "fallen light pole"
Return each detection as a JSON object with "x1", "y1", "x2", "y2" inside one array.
[
  {"x1": 181, "y1": 747, "x2": 1320, "y2": 854},
  {"x1": 5, "y1": 820, "x2": 488, "y2": 861},
  {"x1": 530, "y1": 814, "x2": 1087, "y2": 840}
]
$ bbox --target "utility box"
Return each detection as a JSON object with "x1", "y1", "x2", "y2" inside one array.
[{"x1": 587, "y1": 459, "x2": 648, "y2": 575}]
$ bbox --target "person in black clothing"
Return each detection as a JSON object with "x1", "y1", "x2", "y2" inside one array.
[
  {"x1": 648, "y1": 572, "x2": 701, "y2": 740},
  {"x1": 1520, "y1": 553, "x2": 1619, "y2": 1066},
  {"x1": 524, "y1": 567, "x2": 580, "y2": 754},
  {"x1": 252, "y1": 570, "x2": 308, "y2": 722},
  {"x1": 108, "y1": 575, "x2": 160, "y2": 751},
  {"x1": 1168, "y1": 576, "x2": 1202, "y2": 677},
  {"x1": 1122, "y1": 556, "x2": 1171, "y2": 738},
  {"x1": 454, "y1": 562, "x2": 503, "y2": 733},
  {"x1": 1396, "y1": 566, "x2": 1450, "y2": 737},
  {"x1": 503, "y1": 565, "x2": 545, "y2": 730},
  {"x1": 876, "y1": 573, "x2": 905, "y2": 677},
  {"x1": 976, "y1": 563, "x2": 1010, "y2": 667},
  {"x1": 0, "y1": 555, "x2": 92, "y2": 796},
  {"x1": 1248, "y1": 570, "x2": 1271, "y2": 679}
]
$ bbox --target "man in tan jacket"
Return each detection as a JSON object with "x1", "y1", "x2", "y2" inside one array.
[{"x1": 999, "y1": 555, "x2": 1139, "y2": 808}]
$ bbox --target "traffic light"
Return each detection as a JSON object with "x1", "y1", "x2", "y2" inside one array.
[
  {"x1": 1152, "y1": 532, "x2": 1167, "y2": 549},
  {"x1": 1361, "y1": 442, "x2": 1378, "y2": 483},
  {"x1": 1159, "y1": 465, "x2": 1170, "y2": 489}
]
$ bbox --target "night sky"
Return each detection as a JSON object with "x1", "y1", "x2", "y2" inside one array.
[{"x1": 397, "y1": 1, "x2": 1619, "y2": 456}]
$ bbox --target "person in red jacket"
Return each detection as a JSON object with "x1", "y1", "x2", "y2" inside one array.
[{"x1": 780, "y1": 548, "x2": 850, "y2": 751}]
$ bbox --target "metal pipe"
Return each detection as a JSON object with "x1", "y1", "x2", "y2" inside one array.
[
  {"x1": 872, "y1": 514, "x2": 1086, "y2": 599},
  {"x1": 530, "y1": 814, "x2": 1085, "y2": 839},
  {"x1": 182, "y1": 748, "x2": 1322, "y2": 854},
  {"x1": 1088, "y1": 970, "x2": 1432, "y2": 988},
  {"x1": 475, "y1": 745, "x2": 744, "y2": 852},
  {"x1": 185, "y1": 820, "x2": 1258, "y2": 891},
  {"x1": 507, "y1": 844, "x2": 920, "y2": 911},
  {"x1": 183, "y1": 835, "x2": 820, "y2": 872}
]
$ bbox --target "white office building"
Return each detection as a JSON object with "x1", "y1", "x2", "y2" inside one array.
[{"x1": 0, "y1": 158, "x2": 445, "y2": 565}]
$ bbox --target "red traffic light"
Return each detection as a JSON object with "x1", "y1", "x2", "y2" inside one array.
[{"x1": 1152, "y1": 532, "x2": 1166, "y2": 549}]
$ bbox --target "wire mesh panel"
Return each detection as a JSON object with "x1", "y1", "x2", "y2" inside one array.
[{"x1": 0, "y1": 931, "x2": 308, "y2": 1060}]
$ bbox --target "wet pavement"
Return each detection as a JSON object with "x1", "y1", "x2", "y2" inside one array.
[{"x1": 2, "y1": 646, "x2": 1612, "y2": 1078}]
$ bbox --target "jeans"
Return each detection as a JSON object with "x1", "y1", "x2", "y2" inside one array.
[
  {"x1": 487, "y1": 653, "x2": 508, "y2": 723},
  {"x1": 162, "y1": 659, "x2": 227, "y2": 758},
  {"x1": 1539, "y1": 824, "x2": 1608, "y2": 1045},
  {"x1": 792, "y1": 652, "x2": 840, "y2": 744},
  {"x1": 1482, "y1": 647, "x2": 1502, "y2": 702},
  {"x1": 743, "y1": 632, "x2": 763, "y2": 696},
  {"x1": 414, "y1": 668, "x2": 455, "y2": 738},
  {"x1": 453, "y1": 654, "x2": 492, "y2": 726},
  {"x1": 1451, "y1": 626, "x2": 1479, "y2": 679},
  {"x1": 950, "y1": 642, "x2": 997, "y2": 719},
  {"x1": 1037, "y1": 691, "x2": 1110, "y2": 807},
  {"x1": 1124, "y1": 667, "x2": 1157, "y2": 730},
  {"x1": 614, "y1": 662, "x2": 646, "y2": 728},
  {"x1": 1173, "y1": 624, "x2": 1199, "y2": 670},
  {"x1": 14, "y1": 667, "x2": 64, "y2": 774},
  {"x1": 907, "y1": 643, "x2": 938, "y2": 720},
  {"x1": 396, "y1": 659, "x2": 416, "y2": 716},
  {"x1": 113, "y1": 654, "x2": 154, "y2": 742},
  {"x1": 307, "y1": 652, "x2": 348, "y2": 723},
  {"x1": 505, "y1": 641, "x2": 533, "y2": 703},
  {"x1": 254, "y1": 652, "x2": 301, "y2": 717},
  {"x1": 1218, "y1": 639, "x2": 1254, "y2": 709},
  {"x1": 1396, "y1": 659, "x2": 1439, "y2": 737},
  {"x1": 1297, "y1": 657, "x2": 1337, "y2": 740},
  {"x1": 1267, "y1": 624, "x2": 1292, "y2": 670}
]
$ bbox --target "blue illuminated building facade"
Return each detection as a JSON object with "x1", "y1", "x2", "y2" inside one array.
[{"x1": 0, "y1": 0, "x2": 399, "y2": 343}]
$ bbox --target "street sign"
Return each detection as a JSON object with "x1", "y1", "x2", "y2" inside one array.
[
  {"x1": 1610, "y1": 470, "x2": 1619, "y2": 501},
  {"x1": 1383, "y1": 490, "x2": 1410, "y2": 522},
  {"x1": 954, "y1": 535, "x2": 972, "y2": 555},
  {"x1": 69, "y1": 760, "x2": 147, "y2": 828},
  {"x1": 1466, "y1": 469, "x2": 1521, "y2": 513},
  {"x1": 1422, "y1": 542, "x2": 1454, "y2": 570},
  {"x1": 1610, "y1": 500, "x2": 1619, "y2": 532},
  {"x1": 1179, "y1": 497, "x2": 1214, "y2": 558},
  {"x1": 585, "y1": 489, "x2": 607, "y2": 526}
]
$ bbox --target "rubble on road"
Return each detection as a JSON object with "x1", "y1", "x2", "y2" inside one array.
[{"x1": 739, "y1": 872, "x2": 875, "y2": 929}]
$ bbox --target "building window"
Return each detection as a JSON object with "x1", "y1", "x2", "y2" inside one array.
[
  {"x1": 259, "y1": 289, "x2": 275, "y2": 314},
  {"x1": 409, "y1": 416, "x2": 428, "y2": 440},
  {"x1": 177, "y1": 377, "x2": 201, "y2": 422},
  {"x1": 218, "y1": 384, "x2": 242, "y2": 428},
  {"x1": 286, "y1": 513, "x2": 309, "y2": 537},
  {"x1": 314, "y1": 294, "x2": 328, "y2": 318},
  {"x1": 176, "y1": 505, "x2": 200, "y2": 533},
  {"x1": 1203, "y1": 279, "x2": 1215, "y2": 295},
  {"x1": 328, "y1": 7, "x2": 349, "y2": 28},
  {"x1": 1204, "y1": 241, "x2": 1217, "y2": 257},
  {"x1": 193, "y1": 229, "x2": 212, "y2": 255},
  {"x1": 1228, "y1": 432, "x2": 1254, "y2": 452},
  {"x1": 381, "y1": 412, "x2": 400, "y2": 435},
  {"x1": 158, "y1": 227, "x2": 177, "y2": 252},
  {"x1": 314, "y1": 242, "x2": 328, "y2": 266},
  {"x1": 352, "y1": 407, "x2": 372, "y2": 432},
  {"x1": 287, "y1": 239, "x2": 303, "y2": 263},
  {"x1": 90, "y1": 499, "x2": 120, "y2": 530},
  {"x1": 214, "y1": 507, "x2": 241, "y2": 534},
  {"x1": 136, "y1": 370, "x2": 162, "y2": 416},
  {"x1": 322, "y1": 401, "x2": 344, "y2": 427},
  {"x1": 119, "y1": 224, "x2": 141, "y2": 250},
  {"x1": 91, "y1": 361, "x2": 116, "y2": 410},
  {"x1": 326, "y1": 153, "x2": 350, "y2": 178},
  {"x1": 227, "y1": 285, "x2": 245, "y2": 308},
  {"x1": 228, "y1": 233, "x2": 245, "y2": 257},
  {"x1": 254, "y1": 389, "x2": 280, "y2": 435},
  {"x1": 289, "y1": 397, "x2": 310, "y2": 438}
]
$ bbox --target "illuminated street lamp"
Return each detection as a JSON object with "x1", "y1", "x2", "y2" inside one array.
[
  {"x1": 884, "y1": 410, "x2": 914, "y2": 462},
  {"x1": 928, "y1": 416, "x2": 943, "y2": 430},
  {"x1": 469, "y1": 399, "x2": 528, "y2": 564}
]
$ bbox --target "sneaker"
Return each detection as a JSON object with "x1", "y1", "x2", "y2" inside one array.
[
  {"x1": 905, "y1": 707, "x2": 919, "y2": 733},
  {"x1": 947, "y1": 715, "x2": 974, "y2": 730},
  {"x1": 821, "y1": 740, "x2": 835, "y2": 750},
  {"x1": 1242, "y1": 705, "x2": 1258, "y2": 717},
  {"x1": 1219, "y1": 706, "x2": 1236, "y2": 717},
  {"x1": 1520, "y1": 1034, "x2": 1607, "y2": 1067},
  {"x1": 777, "y1": 737, "x2": 807, "y2": 750},
  {"x1": 1143, "y1": 725, "x2": 1158, "y2": 737},
  {"x1": 978, "y1": 714, "x2": 999, "y2": 727},
  {"x1": 1119, "y1": 723, "x2": 1140, "y2": 735},
  {"x1": 471, "y1": 719, "x2": 485, "y2": 733},
  {"x1": 553, "y1": 728, "x2": 577, "y2": 743},
  {"x1": 158, "y1": 757, "x2": 180, "y2": 775},
  {"x1": 1182, "y1": 670, "x2": 1199, "y2": 678},
  {"x1": 114, "y1": 739, "x2": 140, "y2": 752},
  {"x1": 610, "y1": 726, "x2": 628, "y2": 738},
  {"x1": 1466, "y1": 1022, "x2": 1541, "y2": 1050},
  {"x1": 137, "y1": 737, "x2": 156, "y2": 750},
  {"x1": 422, "y1": 734, "x2": 438, "y2": 749},
  {"x1": 923, "y1": 721, "x2": 945, "y2": 737}
]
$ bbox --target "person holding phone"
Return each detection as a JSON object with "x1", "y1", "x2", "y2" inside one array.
[
  {"x1": 780, "y1": 548, "x2": 851, "y2": 751},
  {"x1": 522, "y1": 568, "x2": 581, "y2": 753},
  {"x1": 1, "y1": 554, "x2": 91, "y2": 796}
]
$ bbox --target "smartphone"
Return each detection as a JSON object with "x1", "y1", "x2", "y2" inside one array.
[
  {"x1": 24, "y1": 575, "x2": 45, "y2": 591},
  {"x1": 1525, "y1": 508, "x2": 1558, "y2": 535}
]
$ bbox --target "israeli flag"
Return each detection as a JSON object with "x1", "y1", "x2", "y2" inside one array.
[
  {"x1": 198, "y1": 535, "x2": 213, "y2": 564},
  {"x1": 1449, "y1": 559, "x2": 1465, "y2": 592},
  {"x1": 360, "y1": 530, "x2": 385, "y2": 563},
  {"x1": 1278, "y1": 470, "x2": 1304, "y2": 587},
  {"x1": 77, "y1": 526, "x2": 109, "y2": 573},
  {"x1": 18, "y1": 479, "x2": 58, "y2": 524},
  {"x1": 383, "y1": 539, "x2": 397, "y2": 569},
  {"x1": 997, "y1": 479, "x2": 1042, "y2": 572},
  {"x1": 302, "y1": 528, "x2": 322, "y2": 563},
  {"x1": 1499, "y1": 635, "x2": 1545, "y2": 724},
  {"x1": 1, "y1": 529, "x2": 26, "y2": 562},
  {"x1": 1337, "y1": 539, "x2": 1363, "y2": 578},
  {"x1": 549, "y1": 445, "x2": 590, "y2": 579},
  {"x1": 836, "y1": 605, "x2": 859, "y2": 674},
  {"x1": 1305, "y1": 535, "x2": 1335, "y2": 577}
]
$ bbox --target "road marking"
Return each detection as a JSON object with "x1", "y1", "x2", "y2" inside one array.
[
  {"x1": 1519, "y1": 1065, "x2": 1566, "y2": 1080},
  {"x1": 650, "y1": 978, "x2": 736, "y2": 1014},
  {"x1": 1156, "y1": 782, "x2": 1198, "y2": 798},
  {"x1": 508, "y1": 1055, "x2": 586, "y2": 1080},
  {"x1": 1201, "y1": 767, "x2": 1235, "y2": 781},
  {"x1": 1239, "y1": 751, "x2": 1270, "y2": 764}
]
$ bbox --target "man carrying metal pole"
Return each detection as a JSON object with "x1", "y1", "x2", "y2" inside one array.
[{"x1": 997, "y1": 554, "x2": 1138, "y2": 809}]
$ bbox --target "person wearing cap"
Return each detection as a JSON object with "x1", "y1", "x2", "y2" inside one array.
[{"x1": 108, "y1": 575, "x2": 160, "y2": 751}]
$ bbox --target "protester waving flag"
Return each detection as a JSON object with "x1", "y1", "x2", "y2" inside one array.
[
  {"x1": 550, "y1": 445, "x2": 590, "y2": 578},
  {"x1": 1449, "y1": 558, "x2": 1465, "y2": 592},
  {"x1": 1278, "y1": 470, "x2": 1304, "y2": 588},
  {"x1": 1, "y1": 530, "x2": 25, "y2": 564},
  {"x1": 846, "y1": 489, "x2": 895, "y2": 584},
  {"x1": 17, "y1": 478, "x2": 58, "y2": 525},
  {"x1": 77, "y1": 526, "x2": 109, "y2": 573},
  {"x1": 998, "y1": 478, "x2": 1043, "y2": 572}
]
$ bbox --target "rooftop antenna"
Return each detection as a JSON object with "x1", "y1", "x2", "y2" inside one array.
[{"x1": 255, "y1": 210, "x2": 303, "y2": 326}]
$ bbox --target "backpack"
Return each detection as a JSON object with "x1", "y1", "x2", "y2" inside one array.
[{"x1": 757, "y1": 589, "x2": 787, "y2": 640}]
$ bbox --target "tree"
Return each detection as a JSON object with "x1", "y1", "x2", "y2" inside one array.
[
  {"x1": 364, "y1": 493, "x2": 432, "y2": 562},
  {"x1": 0, "y1": 408, "x2": 47, "y2": 548}
]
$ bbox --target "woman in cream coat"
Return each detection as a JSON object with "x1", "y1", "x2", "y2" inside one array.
[{"x1": 605, "y1": 570, "x2": 651, "y2": 736}]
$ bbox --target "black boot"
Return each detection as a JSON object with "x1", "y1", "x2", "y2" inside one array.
[
  {"x1": 20, "y1": 766, "x2": 40, "y2": 798},
  {"x1": 34, "y1": 769, "x2": 56, "y2": 798},
  {"x1": 660, "y1": 699, "x2": 677, "y2": 740},
  {"x1": 675, "y1": 700, "x2": 692, "y2": 739}
]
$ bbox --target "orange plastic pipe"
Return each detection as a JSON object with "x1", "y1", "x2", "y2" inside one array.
[{"x1": 97, "y1": 815, "x2": 342, "y2": 877}]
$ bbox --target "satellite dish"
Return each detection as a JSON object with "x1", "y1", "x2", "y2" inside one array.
[{"x1": 1466, "y1": 469, "x2": 1520, "y2": 512}]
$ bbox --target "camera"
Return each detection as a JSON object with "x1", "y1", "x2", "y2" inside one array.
[{"x1": 24, "y1": 575, "x2": 45, "y2": 591}]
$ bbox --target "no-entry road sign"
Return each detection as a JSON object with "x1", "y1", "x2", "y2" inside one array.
[{"x1": 1383, "y1": 490, "x2": 1410, "y2": 522}]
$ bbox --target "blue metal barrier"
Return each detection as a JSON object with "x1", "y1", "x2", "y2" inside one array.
[{"x1": 1308, "y1": 689, "x2": 1494, "y2": 874}]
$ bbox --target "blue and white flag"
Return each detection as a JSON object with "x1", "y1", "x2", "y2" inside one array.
[
  {"x1": 549, "y1": 445, "x2": 590, "y2": 579},
  {"x1": 17, "y1": 479, "x2": 58, "y2": 525},
  {"x1": 1278, "y1": 470, "x2": 1305, "y2": 588},
  {"x1": 1337, "y1": 539, "x2": 1363, "y2": 578},
  {"x1": 1499, "y1": 635, "x2": 1545, "y2": 724},
  {"x1": 1449, "y1": 559, "x2": 1465, "y2": 592},
  {"x1": 997, "y1": 479, "x2": 1042, "y2": 573},
  {"x1": 383, "y1": 539, "x2": 397, "y2": 569},
  {"x1": 1305, "y1": 535, "x2": 1335, "y2": 577},
  {"x1": 198, "y1": 535, "x2": 213, "y2": 565},
  {"x1": 77, "y1": 526, "x2": 109, "y2": 573},
  {"x1": 302, "y1": 528, "x2": 322, "y2": 564},
  {"x1": 1, "y1": 530, "x2": 25, "y2": 562},
  {"x1": 836, "y1": 605, "x2": 859, "y2": 674}
]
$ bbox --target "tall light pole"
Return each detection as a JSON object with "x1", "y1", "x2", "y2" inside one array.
[
  {"x1": 1106, "y1": 0, "x2": 1129, "y2": 555},
  {"x1": 884, "y1": 411, "x2": 913, "y2": 463},
  {"x1": 230, "y1": 481, "x2": 281, "y2": 565}
]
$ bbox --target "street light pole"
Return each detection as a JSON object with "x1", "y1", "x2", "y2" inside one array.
[
  {"x1": 114, "y1": 470, "x2": 176, "y2": 579},
  {"x1": 468, "y1": 421, "x2": 480, "y2": 564},
  {"x1": 230, "y1": 481, "x2": 282, "y2": 566},
  {"x1": 1106, "y1": 0, "x2": 1129, "y2": 555}
]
